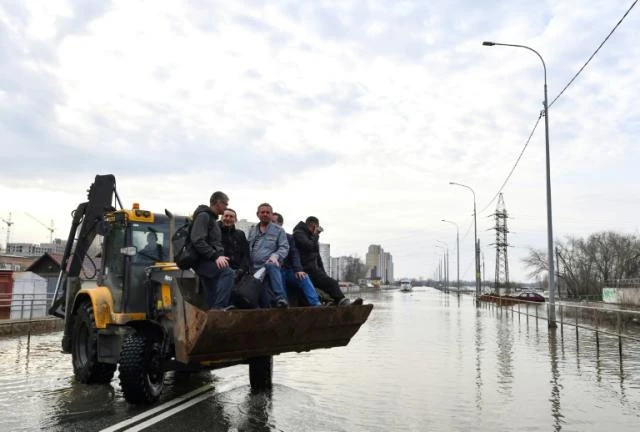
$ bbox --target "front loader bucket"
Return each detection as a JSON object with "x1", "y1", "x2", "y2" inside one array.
[{"x1": 172, "y1": 272, "x2": 373, "y2": 364}]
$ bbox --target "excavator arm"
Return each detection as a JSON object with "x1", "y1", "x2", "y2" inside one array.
[{"x1": 48, "y1": 174, "x2": 121, "y2": 319}]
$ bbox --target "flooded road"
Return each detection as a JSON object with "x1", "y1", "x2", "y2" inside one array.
[{"x1": 1, "y1": 288, "x2": 639, "y2": 431}]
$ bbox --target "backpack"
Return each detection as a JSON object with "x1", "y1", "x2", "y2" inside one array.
[
  {"x1": 172, "y1": 222, "x2": 197, "y2": 270},
  {"x1": 172, "y1": 209, "x2": 214, "y2": 270}
]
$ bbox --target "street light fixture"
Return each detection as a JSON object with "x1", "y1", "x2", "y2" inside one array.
[
  {"x1": 449, "y1": 182, "x2": 481, "y2": 301},
  {"x1": 482, "y1": 40, "x2": 557, "y2": 328},
  {"x1": 442, "y1": 219, "x2": 460, "y2": 295}
]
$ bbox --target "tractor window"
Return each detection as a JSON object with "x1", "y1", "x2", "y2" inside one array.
[
  {"x1": 102, "y1": 221, "x2": 126, "y2": 311},
  {"x1": 132, "y1": 224, "x2": 168, "y2": 263}
]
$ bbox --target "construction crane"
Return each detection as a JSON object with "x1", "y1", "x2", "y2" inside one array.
[
  {"x1": 25, "y1": 212, "x2": 55, "y2": 243},
  {"x1": 1, "y1": 213, "x2": 13, "y2": 252}
]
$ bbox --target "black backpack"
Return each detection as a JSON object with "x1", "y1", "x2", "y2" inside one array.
[{"x1": 172, "y1": 210, "x2": 214, "y2": 270}]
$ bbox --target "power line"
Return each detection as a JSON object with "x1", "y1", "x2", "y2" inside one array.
[
  {"x1": 549, "y1": 0, "x2": 639, "y2": 107},
  {"x1": 479, "y1": 112, "x2": 543, "y2": 214}
]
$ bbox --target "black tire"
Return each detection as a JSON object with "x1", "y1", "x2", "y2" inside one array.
[
  {"x1": 119, "y1": 331, "x2": 165, "y2": 404},
  {"x1": 71, "y1": 302, "x2": 116, "y2": 384},
  {"x1": 249, "y1": 356, "x2": 273, "y2": 391}
]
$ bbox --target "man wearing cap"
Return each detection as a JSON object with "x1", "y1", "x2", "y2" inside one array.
[{"x1": 293, "y1": 216, "x2": 362, "y2": 306}]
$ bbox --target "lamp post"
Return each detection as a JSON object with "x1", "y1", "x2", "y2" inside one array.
[
  {"x1": 442, "y1": 219, "x2": 460, "y2": 294},
  {"x1": 449, "y1": 182, "x2": 481, "y2": 301},
  {"x1": 435, "y1": 244, "x2": 448, "y2": 292},
  {"x1": 482, "y1": 40, "x2": 557, "y2": 328}
]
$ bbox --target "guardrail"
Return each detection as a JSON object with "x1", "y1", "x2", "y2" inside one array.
[
  {"x1": 480, "y1": 295, "x2": 640, "y2": 365},
  {"x1": 0, "y1": 293, "x2": 55, "y2": 321},
  {"x1": 605, "y1": 278, "x2": 640, "y2": 288}
]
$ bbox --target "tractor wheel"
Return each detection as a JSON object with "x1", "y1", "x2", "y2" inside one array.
[
  {"x1": 249, "y1": 356, "x2": 273, "y2": 391},
  {"x1": 119, "y1": 330, "x2": 165, "y2": 404},
  {"x1": 71, "y1": 302, "x2": 116, "y2": 384}
]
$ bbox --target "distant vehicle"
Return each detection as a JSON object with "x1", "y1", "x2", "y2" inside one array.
[
  {"x1": 400, "y1": 280, "x2": 413, "y2": 293},
  {"x1": 516, "y1": 291, "x2": 545, "y2": 302}
]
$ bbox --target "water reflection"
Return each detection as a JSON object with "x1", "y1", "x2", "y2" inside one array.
[
  {"x1": 475, "y1": 308, "x2": 483, "y2": 413},
  {"x1": 496, "y1": 315, "x2": 514, "y2": 398},
  {"x1": 547, "y1": 330, "x2": 564, "y2": 431}
]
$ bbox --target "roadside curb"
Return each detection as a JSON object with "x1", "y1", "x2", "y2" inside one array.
[{"x1": 0, "y1": 317, "x2": 64, "y2": 337}]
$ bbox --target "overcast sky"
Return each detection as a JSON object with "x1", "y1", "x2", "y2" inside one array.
[{"x1": 1, "y1": 0, "x2": 639, "y2": 282}]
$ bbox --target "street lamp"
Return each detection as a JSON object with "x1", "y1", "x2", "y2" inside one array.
[
  {"x1": 449, "y1": 182, "x2": 481, "y2": 300},
  {"x1": 442, "y1": 219, "x2": 460, "y2": 294},
  {"x1": 435, "y1": 243, "x2": 448, "y2": 291},
  {"x1": 482, "y1": 40, "x2": 557, "y2": 328}
]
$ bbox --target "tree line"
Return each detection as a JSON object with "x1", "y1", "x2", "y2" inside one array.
[{"x1": 523, "y1": 231, "x2": 640, "y2": 298}]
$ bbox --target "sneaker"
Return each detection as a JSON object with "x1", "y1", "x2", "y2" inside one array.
[
  {"x1": 351, "y1": 298, "x2": 364, "y2": 306},
  {"x1": 337, "y1": 297, "x2": 351, "y2": 307},
  {"x1": 276, "y1": 299, "x2": 289, "y2": 308},
  {"x1": 223, "y1": 305, "x2": 237, "y2": 311}
]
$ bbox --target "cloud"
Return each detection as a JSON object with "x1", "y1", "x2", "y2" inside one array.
[{"x1": 1, "y1": 0, "x2": 639, "y2": 281}]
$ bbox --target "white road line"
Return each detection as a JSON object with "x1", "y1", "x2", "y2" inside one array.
[
  {"x1": 99, "y1": 384, "x2": 215, "y2": 432},
  {"x1": 121, "y1": 388, "x2": 219, "y2": 432}
]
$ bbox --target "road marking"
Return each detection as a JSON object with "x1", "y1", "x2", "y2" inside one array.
[
  {"x1": 120, "y1": 386, "x2": 226, "y2": 432},
  {"x1": 99, "y1": 384, "x2": 214, "y2": 432}
]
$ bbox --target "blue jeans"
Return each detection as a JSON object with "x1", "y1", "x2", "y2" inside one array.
[
  {"x1": 255, "y1": 263, "x2": 288, "y2": 307},
  {"x1": 195, "y1": 261, "x2": 234, "y2": 309},
  {"x1": 281, "y1": 268, "x2": 321, "y2": 306}
]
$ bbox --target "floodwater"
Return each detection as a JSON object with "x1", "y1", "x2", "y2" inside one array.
[{"x1": 1, "y1": 288, "x2": 639, "y2": 431}]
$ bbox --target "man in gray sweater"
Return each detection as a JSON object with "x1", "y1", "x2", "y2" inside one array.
[{"x1": 248, "y1": 203, "x2": 289, "y2": 308}]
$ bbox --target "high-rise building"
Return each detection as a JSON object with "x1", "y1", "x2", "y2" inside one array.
[
  {"x1": 235, "y1": 219, "x2": 256, "y2": 237},
  {"x1": 366, "y1": 245, "x2": 383, "y2": 279},
  {"x1": 319, "y1": 243, "x2": 330, "y2": 273},
  {"x1": 330, "y1": 257, "x2": 340, "y2": 280},
  {"x1": 383, "y1": 252, "x2": 394, "y2": 283}
]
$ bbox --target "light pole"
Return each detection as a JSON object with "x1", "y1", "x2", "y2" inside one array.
[
  {"x1": 450, "y1": 182, "x2": 481, "y2": 301},
  {"x1": 482, "y1": 40, "x2": 557, "y2": 328},
  {"x1": 442, "y1": 219, "x2": 460, "y2": 294},
  {"x1": 435, "y1": 244, "x2": 448, "y2": 292}
]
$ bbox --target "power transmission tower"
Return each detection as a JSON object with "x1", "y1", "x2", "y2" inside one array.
[
  {"x1": 490, "y1": 194, "x2": 510, "y2": 295},
  {"x1": 25, "y1": 212, "x2": 55, "y2": 243},
  {"x1": 1, "y1": 213, "x2": 13, "y2": 252}
]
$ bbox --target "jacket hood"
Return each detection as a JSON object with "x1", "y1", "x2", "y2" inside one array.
[
  {"x1": 193, "y1": 204, "x2": 216, "y2": 219},
  {"x1": 293, "y1": 221, "x2": 310, "y2": 234}
]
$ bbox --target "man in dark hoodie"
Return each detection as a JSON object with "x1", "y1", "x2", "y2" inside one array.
[
  {"x1": 218, "y1": 208, "x2": 250, "y2": 281},
  {"x1": 293, "y1": 216, "x2": 362, "y2": 307},
  {"x1": 191, "y1": 191, "x2": 234, "y2": 309},
  {"x1": 271, "y1": 212, "x2": 321, "y2": 306}
]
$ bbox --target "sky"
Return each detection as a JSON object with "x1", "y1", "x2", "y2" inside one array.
[{"x1": 1, "y1": 0, "x2": 639, "y2": 282}]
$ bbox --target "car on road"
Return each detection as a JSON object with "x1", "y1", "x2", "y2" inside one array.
[{"x1": 516, "y1": 291, "x2": 545, "y2": 302}]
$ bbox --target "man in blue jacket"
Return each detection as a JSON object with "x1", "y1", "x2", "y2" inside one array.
[
  {"x1": 247, "y1": 203, "x2": 289, "y2": 308},
  {"x1": 271, "y1": 212, "x2": 321, "y2": 306}
]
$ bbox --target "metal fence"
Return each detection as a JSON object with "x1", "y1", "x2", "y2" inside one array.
[
  {"x1": 480, "y1": 295, "x2": 640, "y2": 363},
  {"x1": 605, "y1": 278, "x2": 640, "y2": 288},
  {"x1": 0, "y1": 292, "x2": 55, "y2": 321}
]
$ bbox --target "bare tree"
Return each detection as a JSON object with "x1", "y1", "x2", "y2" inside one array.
[
  {"x1": 523, "y1": 231, "x2": 640, "y2": 299},
  {"x1": 342, "y1": 255, "x2": 367, "y2": 283}
]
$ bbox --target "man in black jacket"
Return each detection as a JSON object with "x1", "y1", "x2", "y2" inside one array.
[
  {"x1": 272, "y1": 212, "x2": 321, "y2": 306},
  {"x1": 219, "y1": 208, "x2": 250, "y2": 281},
  {"x1": 191, "y1": 191, "x2": 234, "y2": 309},
  {"x1": 293, "y1": 216, "x2": 362, "y2": 306}
]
